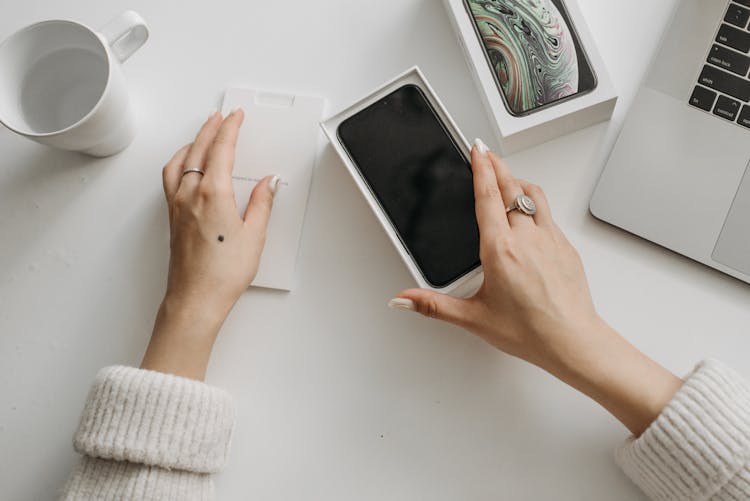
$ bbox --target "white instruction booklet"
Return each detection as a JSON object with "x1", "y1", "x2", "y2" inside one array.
[{"x1": 222, "y1": 88, "x2": 325, "y2": 291}]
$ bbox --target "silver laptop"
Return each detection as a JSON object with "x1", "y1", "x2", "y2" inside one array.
[{"x1": 591, "y1": 0, "x2": 750, "y2": 284}]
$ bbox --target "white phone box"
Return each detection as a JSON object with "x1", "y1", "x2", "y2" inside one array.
[
  {"x1": 443, "y1": 0, "x2": 618, "y2": 155},
  {"x1": 222, "y1": 88, "x2": 326, "y2": 292},
  {"x1": 321, "y1": 67, "x2": 484, "y2": 298}
]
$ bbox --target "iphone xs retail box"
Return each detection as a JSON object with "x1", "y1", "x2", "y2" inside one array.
[
  {"x1": 444, "y1": 0, "x2": 617, "y2": 154},
  {"x1": 322, "y1": 67, "x2": 484, "y2": 298}
]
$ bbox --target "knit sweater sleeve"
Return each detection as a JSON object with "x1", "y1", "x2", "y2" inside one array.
[
  {"x1": 616, "y1": 360, "x2": 750, "y2": 500},
  {"x1": 60, "y1": 366, "x2": 235, "y2": 501}
]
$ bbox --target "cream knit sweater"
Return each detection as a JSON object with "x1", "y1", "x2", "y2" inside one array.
[{"x1": 61, "y1": 360, "x2": 750, "y2": 500}]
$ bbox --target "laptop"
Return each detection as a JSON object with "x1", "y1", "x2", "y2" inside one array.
[{"x1": 591, "y1": 0, "x2": 750, "y2": 284}]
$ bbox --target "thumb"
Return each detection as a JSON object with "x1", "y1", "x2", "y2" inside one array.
[
  {"x1": 389, "y1": 288, "x2": 472, "y2": 326},
  {"x1": 243, "y1": 174, "x2": 280, "y2": 230}
]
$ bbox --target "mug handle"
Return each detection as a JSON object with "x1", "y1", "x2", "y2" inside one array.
[{"x1": 99, "y1": 11, "x2": 149, "y2": 63}]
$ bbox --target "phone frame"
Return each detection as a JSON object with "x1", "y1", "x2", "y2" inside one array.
[
  {"x1": 336, "y1": 84, "x2": 481, "y2": 289},
  {"x1": 462, "y1": 0, "x2": 598, "y2": 117},
  {"x1": 321, "y1": 67, "x2": 484, "y2": 297}
]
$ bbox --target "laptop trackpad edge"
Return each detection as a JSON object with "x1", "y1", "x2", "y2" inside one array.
[{"x1": 713, "y1": 160, "x2": 750, "y2": 276}]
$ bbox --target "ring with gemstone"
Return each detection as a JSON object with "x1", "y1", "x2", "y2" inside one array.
[{"x1": 506, "y1": 194, "x2": 537, "y2": 216}]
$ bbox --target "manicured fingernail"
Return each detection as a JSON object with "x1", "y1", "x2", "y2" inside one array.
[
  {"x1": 474, "y1": 138, "x2": 490, "y2": 154},
  {"x1": 269, "y1": 175, "x2": 281, "y2": 195},
  {"x1": 208, "y1": 109, "x2": 218, "y2": 119},
  {"x1": 388, "y1": 298, "x2": 416, "y2": 311},
  {"x1": 231, "y1": 106, "x2": 243, "y2": 115}
]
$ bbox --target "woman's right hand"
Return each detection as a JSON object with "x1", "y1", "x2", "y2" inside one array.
[
  {"x1": 392, "y1": 139, "x2": 683, "y2": 436},
  {"x1": 393, "y1": 139, "x2": 602, "y2": 372}
]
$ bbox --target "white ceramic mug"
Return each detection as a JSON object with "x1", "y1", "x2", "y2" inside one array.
[{"x1": 0, "y1": 11, "x2": 149, "y2": 157}]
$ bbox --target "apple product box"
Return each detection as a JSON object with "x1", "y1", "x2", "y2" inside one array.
[
  {"x1": 222, "y1": 88, "x2": 325, "y2": 292},
  {"x1": 443, "y1": 0, "x2": 617, "y2": 155},
  {"x1": 321, "y1": 67, "x2": 484, "y2": 298}
]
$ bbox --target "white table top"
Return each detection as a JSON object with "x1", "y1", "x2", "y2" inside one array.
[{"x1": 3, "y1": 0, "x2": 750, "y2": 499}]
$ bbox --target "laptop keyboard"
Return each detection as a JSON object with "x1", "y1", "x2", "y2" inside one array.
[{"x1": 689, "y1": 1, "x2": 750, "y2": 129}]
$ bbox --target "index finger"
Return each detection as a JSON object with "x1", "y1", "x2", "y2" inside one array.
[
  {"x1": 205, "y1": 108, "x2": 245, "y2": 185},
  {"x1": 471, "y1": 139, "x2": 509, "y2": 241}
]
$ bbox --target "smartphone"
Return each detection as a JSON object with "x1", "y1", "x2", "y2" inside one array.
[
  {"x1": 464, "y1": 0, "x2": 597, "y2": 116},
  {"x1": 336, "y1": 84, "x2": 480, "y2": 288}
]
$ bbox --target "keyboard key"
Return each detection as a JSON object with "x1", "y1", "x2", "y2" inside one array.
[
  {"x1": 725, "y1": 4, "x2": 750, "y2": 28},
  {"x1": 708, "y1": 44, "x2": 750, "y2": 75},
  {"x1": 733, "y1": 0, "x2": 750, "y2": 7},
  {"x1": 698, "y1": 65, "x2": 750, "y2": 101},
  {"x1": 717, "y1": 23, "x2": 750, "y2": 53},
  {"x1": 714, "y1": 95, "x2": 742, "y2": 121},
  {"x1": 689, "y1": 85, "x2": 717, "y2": 111},
  {"x1": 738, "y1": 105, "x2": 750, "y2": 128}
]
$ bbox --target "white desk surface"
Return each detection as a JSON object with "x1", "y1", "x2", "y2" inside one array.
[{"x1": 3, "y1": 1, "x2": 749, "y2": 499}]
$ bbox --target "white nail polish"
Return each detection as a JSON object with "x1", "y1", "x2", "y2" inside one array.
[
  {"x1": 269, "y1": 175, "x2": 281, "y2": 195},
  {"x1": 474, "y1": 138, "x2": 490, "y2": 154},
  {"x1": 232, "y1": 106, "x2": 243, "y2": 115},
  {"x1": 388, "y1": 298, "x2": 416, "y2": 311}
]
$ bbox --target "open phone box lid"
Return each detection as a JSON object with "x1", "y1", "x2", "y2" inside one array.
[
  {"x1": 321, "y1": 67, "x2": 484, "y2": 298},
  {"x1": 443, "y1": 0, "x2": 618, "y2": 154}
]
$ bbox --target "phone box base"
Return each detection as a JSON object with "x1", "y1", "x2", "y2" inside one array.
[
  {"x1": 321, "y1": 67, "x2": 484, "y2": 298},
  {"x1": 443, "y1": 0, "x2": 618, "y2": 155}
]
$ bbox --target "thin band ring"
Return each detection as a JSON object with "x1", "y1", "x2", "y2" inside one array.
[
  {"x1": 506, "y1": 194, "x2": 537, "y2": 216},
  {"x1": 182, "y1": 168, "x2": 205, "y2": 178}
]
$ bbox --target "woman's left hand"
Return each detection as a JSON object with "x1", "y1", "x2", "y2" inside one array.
[{"x1": 141, "y1": 109, "x2": 279, "y2": 380}]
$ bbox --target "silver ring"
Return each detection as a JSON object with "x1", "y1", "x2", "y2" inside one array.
[
  {"x1": 506, "y1": 194, "x2": 537, "y2": 216},
  {"x1": 182, "y1": 168, "x2": 205, "y2": 178}
]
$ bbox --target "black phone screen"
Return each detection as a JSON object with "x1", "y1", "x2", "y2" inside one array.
[
  {"x1": 464, "y1": 0, "x2": 597, "y2": 116},
  {"x1": 337, "y1": 84, "x2": 480, "y2": 288}
]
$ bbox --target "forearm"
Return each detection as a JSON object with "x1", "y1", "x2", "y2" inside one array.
[
  {"x1": 545, "y1": 318, "x2": 683, "y2": 437},
  {"x1": 140, "y1": 295, "x2": 230, "y2": 380}
]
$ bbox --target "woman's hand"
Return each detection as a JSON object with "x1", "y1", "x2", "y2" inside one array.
[
  {"x1": 141, "y1": 109, "x2": 279, "y2": 380},
  {"x1": 394, "y1": 139, "x2": 598, "y2": 370},
  {"x1": 392, "y1": 139, "x2": 683, "y2": 436}
]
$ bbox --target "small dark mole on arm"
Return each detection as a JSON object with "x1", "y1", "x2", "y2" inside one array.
[{"x1": 218, "y1": 235, "x2": 225, "y2": 242}]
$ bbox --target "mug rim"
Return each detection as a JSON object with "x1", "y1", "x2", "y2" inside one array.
[{"x1": 0, "y1": 18, "x2": 112, "y2": 138}]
